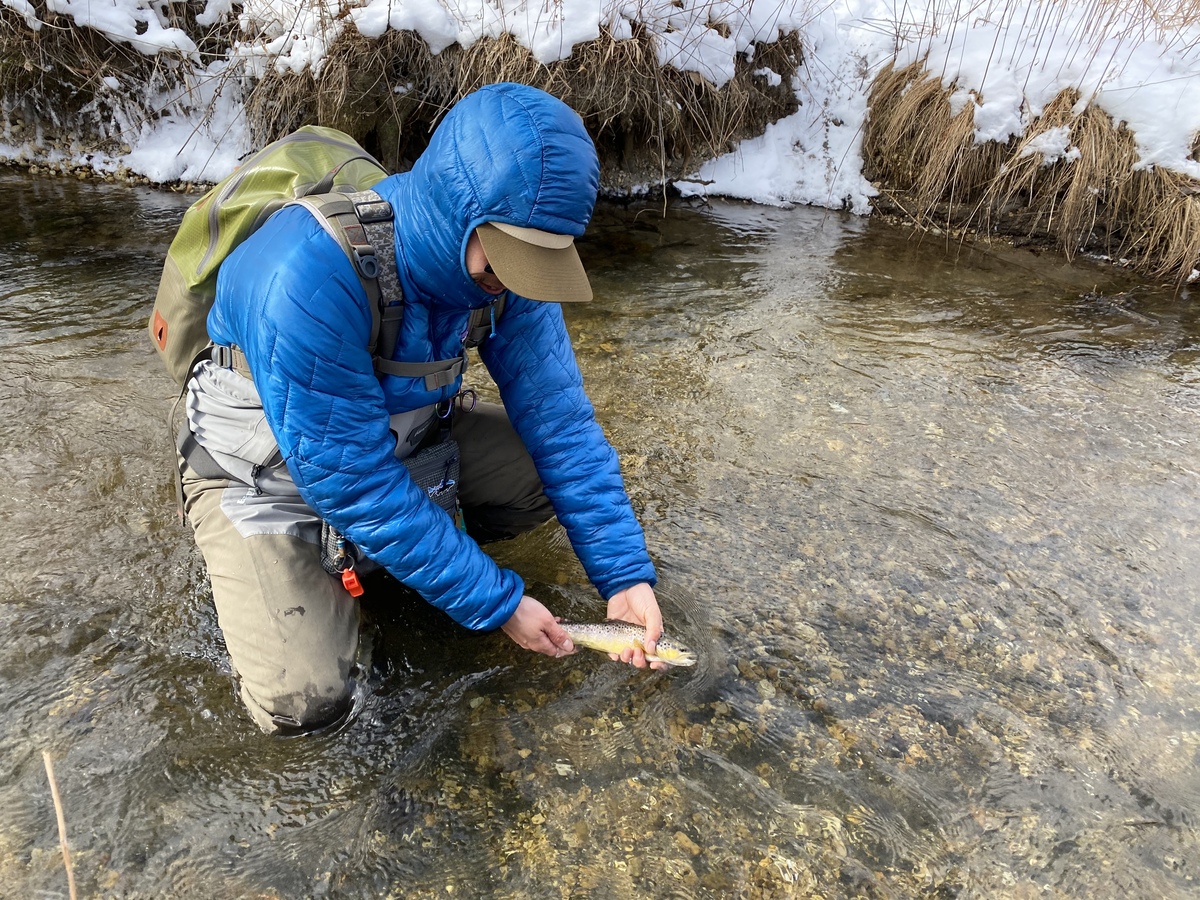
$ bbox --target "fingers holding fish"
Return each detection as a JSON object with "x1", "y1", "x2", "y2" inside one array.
[
  {"x1": 505, "y1": 597, "x2": 695, "y2": 667},
  {"x1": 604, "y1": 583, "x2": 666, "y2": 667},
  {"x1": 501, "y1": 595, "x2": 576, "y2": 659}
]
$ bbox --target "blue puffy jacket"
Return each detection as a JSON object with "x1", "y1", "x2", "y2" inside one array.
[{"x1": 207, "y1": 83, "x2": 656, "y2": 631}]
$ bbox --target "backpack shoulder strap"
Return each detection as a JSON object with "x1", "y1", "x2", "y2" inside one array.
[
  {"x1": 287, "y1": 189, "x2": 469, "y2": 391},
  {"x1": 354, "y1": 193, "x2": 405, "y2": 363},
  {"x1": 288, "y1": 190, "x2": 391, "y2": 356}
]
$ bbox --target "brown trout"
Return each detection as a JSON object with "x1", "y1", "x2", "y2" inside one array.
[{"x1": 560, "y1": 621, "x2": 697, "y2": 667}]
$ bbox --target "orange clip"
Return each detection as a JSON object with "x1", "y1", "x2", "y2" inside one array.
[
  {"x1": 341, "y1": 568, "x2": 364, "y2": 597},
  {"x1": 152, "y1": 310, "x2": 168, "y2": 350}
]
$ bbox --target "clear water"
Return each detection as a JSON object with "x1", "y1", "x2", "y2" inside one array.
[{"x1": 1, "y1": 172, "x2": 1197, "y2": 898}]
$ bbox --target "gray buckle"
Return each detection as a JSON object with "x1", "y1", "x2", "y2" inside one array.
[
  {"x1": 211, "y1": 344, "x2": 233, "y2": 368},
  {"x1": 350, "y1": 190, "x2": 393, "y2": 223}
]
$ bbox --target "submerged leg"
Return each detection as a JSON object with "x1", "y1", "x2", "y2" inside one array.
[{"x1": 179, "y1": 455, "x2": 361, "y2": 734}]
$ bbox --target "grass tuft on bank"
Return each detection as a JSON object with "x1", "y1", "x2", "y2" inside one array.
[
  {"x1": 243, "y1": 27, "x2": 802, "y2": 190},
  {"x1": 864, "y1": 52, "x2": 1200, "y2": 286},
  {"x1": 0, "y1": 3, "x2": 234, "y2": 148}
]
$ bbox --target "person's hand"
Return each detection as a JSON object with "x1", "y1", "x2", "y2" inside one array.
[
  {"x1": 606, "y1": 582, "x2": 664, "y2": 670},
  {"x1": 501, "y1": 595, "x2": 575, "y2": 659}
]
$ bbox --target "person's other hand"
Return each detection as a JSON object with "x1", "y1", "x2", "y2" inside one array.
[
  {"x1": 606, "y1": 582, "x2": 664, "y2": 670},
  {"x1": 501, "y1": 595, "x2": 575, "y2": 659}
]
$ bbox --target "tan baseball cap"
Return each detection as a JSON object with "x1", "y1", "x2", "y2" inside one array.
[{"x1": 476, "y1": 222, "x2": 592, "y2": 303}]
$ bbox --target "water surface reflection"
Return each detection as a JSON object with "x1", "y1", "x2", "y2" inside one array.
[{"x1": 1, "y1": 172, "x2": 1197, "y2": 898}]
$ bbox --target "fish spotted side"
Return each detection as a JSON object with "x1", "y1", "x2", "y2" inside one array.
[{"x1": 559, "y1": 620, "x2": 697, "y2": 667}]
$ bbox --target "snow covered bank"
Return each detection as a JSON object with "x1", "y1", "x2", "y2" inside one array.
[{"x1": 2, "y1": 0, "x2": 1198, "y2": 279}]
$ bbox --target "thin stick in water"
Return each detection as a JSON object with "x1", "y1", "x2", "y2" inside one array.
[{"x1": 41, "y1": 750, "x2": 78, "y2": 900}]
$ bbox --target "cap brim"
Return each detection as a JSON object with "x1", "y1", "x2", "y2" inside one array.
[{"x1": 477, "y1": 222, "x2": 592, "y2": 303}]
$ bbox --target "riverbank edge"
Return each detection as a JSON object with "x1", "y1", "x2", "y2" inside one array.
[
  {"x1": 863, "y1": 61, "x2": 1200, "y2": 290},
  {"x1": 7, "y1": 137, "x2": 1188, "y2": 293},
  {"x1": 3, "y1": 23, "x2": 1197, "y2": 289}
]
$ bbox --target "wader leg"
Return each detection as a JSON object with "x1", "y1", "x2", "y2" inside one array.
[
  {"x1": 452, "y1": 401, "x2": 556, "y2": 543},
  {"x1": 179, "y1": 454, "x2": 361, "y2": 735}
]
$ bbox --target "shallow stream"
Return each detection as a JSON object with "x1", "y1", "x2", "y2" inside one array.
[{"x1": 1, "y1": 171, "x2": 1197, "y2": 898}]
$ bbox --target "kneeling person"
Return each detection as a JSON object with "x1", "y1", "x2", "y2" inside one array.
[{"x1": 169, "y1": 83, "x2": 664, "y2": 734}]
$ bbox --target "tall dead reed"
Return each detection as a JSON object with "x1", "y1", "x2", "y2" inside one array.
[
  {"x1": 865, "y1": 59, "x2": 1200, "y2": 285},
  {"x1": 245, "y1": 27, "x2": 802, "y2": 189}
]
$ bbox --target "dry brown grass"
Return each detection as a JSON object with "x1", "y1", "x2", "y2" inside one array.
[
  {"x1": 1, "y1": 7, "x2": 149, "y2": 130},
  {"x1": 245, "y1": 26, "x2": 803, "y2": 190},
  {"x1": 0, "y1": 2, "x2": 234, "y2": 152},
  {"x1": 5, "y1": 0, "x2": 1197, "y2": 282},
  {"x1": 864, "y1": 59, "x2": 1200, "y2": 285},
  {"x1": 2, "y1": 2, "x2": 799, "y2": 192},
  {"x1": 865, "y1": 61, "x2": 1014, "y2": 226}
]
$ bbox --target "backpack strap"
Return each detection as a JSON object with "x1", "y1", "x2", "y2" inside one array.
[
  {"x1": 288, "y1": 192, "x2": 387, "y2": 352},
  {"x1": 463, "y1": 294, "x2": 507, "y2": 348},
  {"x1": 288, "y1": 190, "x2": 472, "y2": 390},
  {"x1": 356, "y1": 196, "x2": 404, "y2": 363}
]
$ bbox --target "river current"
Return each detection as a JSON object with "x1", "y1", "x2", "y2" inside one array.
[{"x1": 1, "y1": 171, "x2": 1197, "y2": 898}]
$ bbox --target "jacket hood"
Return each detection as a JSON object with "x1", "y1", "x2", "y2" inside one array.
[{"x1": 382, "y1": 82, "x2": 600, "y2": 309}]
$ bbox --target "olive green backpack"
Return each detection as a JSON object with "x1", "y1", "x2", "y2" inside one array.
[{"x1": 148, "y1": 125, "x2": 388, "y2": 386}]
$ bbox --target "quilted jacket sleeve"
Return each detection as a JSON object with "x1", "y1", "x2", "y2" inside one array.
[
  {"x1": 480, "y1": 294, "x2": 657, "y2": 599},
  {"x1": 210, "y1": 207, "x2": 524, "y2": 630}
]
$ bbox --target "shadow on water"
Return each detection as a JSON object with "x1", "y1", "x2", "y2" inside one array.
[{"x1": 1, "y1": 171, "x2": 1198, "y2": 898}]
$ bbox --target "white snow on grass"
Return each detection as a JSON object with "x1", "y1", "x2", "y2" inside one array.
[{"x1": 1, "y1": 0, "x2": 1197, "y2": 209}]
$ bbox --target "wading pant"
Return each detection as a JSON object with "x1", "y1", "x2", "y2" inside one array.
[{"x1": 179, "y1": 401, "x2": 554, "y2": 735}]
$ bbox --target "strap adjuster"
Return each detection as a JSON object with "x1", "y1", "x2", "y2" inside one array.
[
  {"x1": 351, "y1": 194, "x2": 393, "y2": 224},
  {"x1": 211, "y1": 344, "x2": 233, "y2": 368}
]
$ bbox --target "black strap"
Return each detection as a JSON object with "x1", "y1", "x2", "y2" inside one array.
[
  {"x1": 177, "y1": 424, "x2": 235, "y2": 481},
  {"x1": 169, "y1": 343, "x2": 239, "y2": 523},
  {"x1": 309, "y1": 154, "x2": 385, "y2": 196}
]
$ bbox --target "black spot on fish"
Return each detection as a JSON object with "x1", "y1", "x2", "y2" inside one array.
[{"x1": 284, "y1": 606, "x2": 306, "y2": 616}]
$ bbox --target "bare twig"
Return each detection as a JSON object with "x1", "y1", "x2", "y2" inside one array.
[{"x1": 42, "y1": 750, "x2": 78, "y2": 900}]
